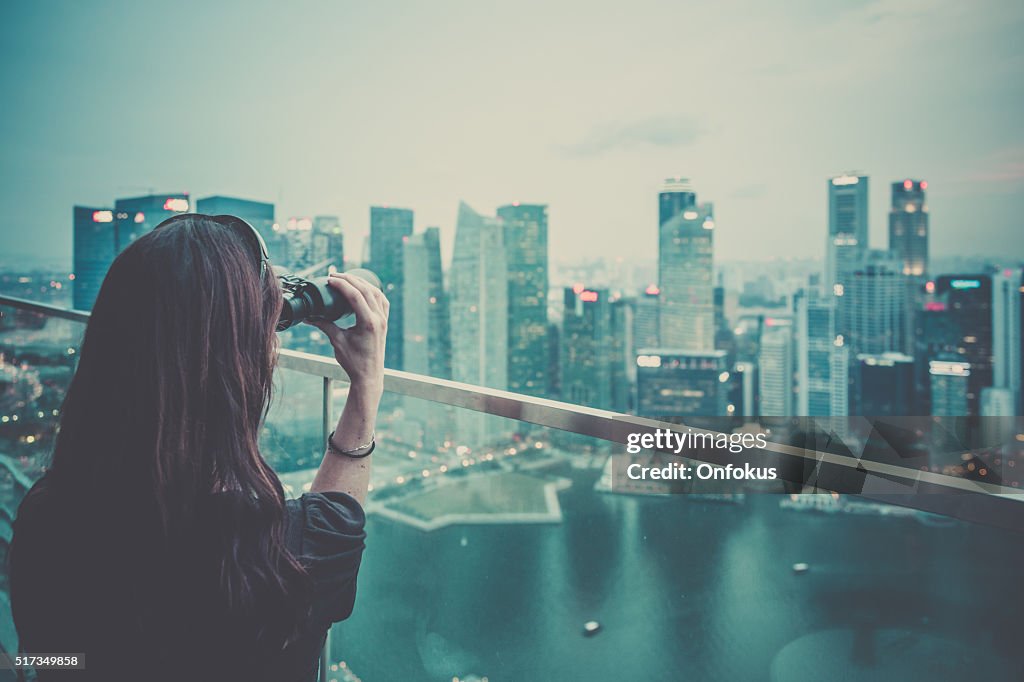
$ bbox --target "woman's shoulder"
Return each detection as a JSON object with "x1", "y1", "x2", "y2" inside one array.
[
  {"x1": 285, "y1": 492, "x2": 366, "y2": 625},
  {"x1": 285, "y1": 491, "x2": 366, "y2": 560}
]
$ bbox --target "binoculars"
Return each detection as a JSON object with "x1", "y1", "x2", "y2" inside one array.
[{"x1": 276, "y1": 268, "x2": 382, "y2": 331}]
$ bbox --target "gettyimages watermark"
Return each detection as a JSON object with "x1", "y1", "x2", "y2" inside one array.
[{"x1": 607, "y1": 416, "x2": 1024, "y2": 497}]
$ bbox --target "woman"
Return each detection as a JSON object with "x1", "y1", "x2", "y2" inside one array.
[{"x1": 10, "y1": 214, "x2": 388, "y2": 681}]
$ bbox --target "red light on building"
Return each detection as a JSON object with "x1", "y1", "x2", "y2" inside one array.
[
  {"x1": 92, "y1": 210, "x2": 113, "y2": 223},
  {"x1": 580, "y1": 290, "x2": 599, "y2": 302},
  {"x1": 134, "y1": 212, "x2": 145, "y2": 223},
  {"x1": 925, "y1": 302, "x2": 946, "y2": 312},
  {"x1": 903, "y1": 179, "x2": 913, "y2": 190},
  {"x1": 920, "y1": 180, "x2": 928, "y2": 190},
  {"x1": 765, "y1": 317, "x2": 776, "y2": 327},
  {"x1": 572, "y1": 283, "x2": 585, "y2": 294},
  {"x1": 163, "y1": 198, "x2": 189, "y2": 212},
  {"x1": 645, "y1": 284, "x2": 660, "y2": 295},
  {"x1": 925, "y1": 281, "x2": 936, "y2": 294}
]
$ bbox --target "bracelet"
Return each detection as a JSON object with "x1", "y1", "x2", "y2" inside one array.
[{"x1": 327, "y1": 430, "x2": 375, "y2": 458}]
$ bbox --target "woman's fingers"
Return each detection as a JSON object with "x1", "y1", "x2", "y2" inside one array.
[
  {"x1": 326, "y1": 275, "x2": 378, "y2": 330},
  {"x1": 330, "y1": 273, "x2": 389, "y2": 325}
]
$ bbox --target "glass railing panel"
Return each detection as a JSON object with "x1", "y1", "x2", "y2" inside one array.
[
  {"x1": 1, "y1": 301, "x2": 1022, "y2": 681},
  {"x1": 261, "y1": 367, "x2": 329, "y2": 483},
  {"x1": 314, "y1": 389, "x2": 1024, "y2": 681},
  {"x1": 0, "y1": 304, "x2": 85, "y2": 661}
]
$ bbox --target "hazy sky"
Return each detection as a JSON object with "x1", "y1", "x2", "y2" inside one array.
[{"x1": 2, "y1": 0, "x2": 1022, "y2": 268}]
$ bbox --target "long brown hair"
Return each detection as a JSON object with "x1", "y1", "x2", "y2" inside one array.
[{"x1": 45, "y1": 214, "x2": 308, "y2": 645}]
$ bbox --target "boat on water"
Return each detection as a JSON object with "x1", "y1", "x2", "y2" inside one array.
[{"x1": 583, "y1": 621, "x2": 602, "y2": 636}]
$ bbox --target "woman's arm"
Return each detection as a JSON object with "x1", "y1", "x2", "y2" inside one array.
[{"x1": 306, "y1": 272, "x2": 389, "y2": 504}]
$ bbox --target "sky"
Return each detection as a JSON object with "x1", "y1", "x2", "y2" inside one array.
[{"x1": 1, "y1": 0, "x2": 1022, "y2": 269}]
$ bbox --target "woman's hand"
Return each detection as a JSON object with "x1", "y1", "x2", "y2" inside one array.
[{"x1": 307, "y1": 272, "x2": 389, "y2": 394}]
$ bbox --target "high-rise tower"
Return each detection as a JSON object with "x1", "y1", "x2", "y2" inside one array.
[
  {"x1": 369, "y1": 206, "x2": 414, "y2": 370},
  {"x1": 658, "y1": 178, "x2": 714, "y2": 350},
  {"x1": 497, "y1": 203, "x2": 549, "y2": 397}
]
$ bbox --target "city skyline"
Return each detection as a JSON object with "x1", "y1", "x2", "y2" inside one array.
[{"x1": 2, "y1": 0, "x2": 1023, "y2": 268}]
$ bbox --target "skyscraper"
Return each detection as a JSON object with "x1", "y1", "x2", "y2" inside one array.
[
  {"x1": 402, "y1": 227, "x2": 450, "y2": 379},
  {"x1": 846, "y1": 250, "x2": 904, "y2": 356},
  {"x1": 636, "y1": 349, "x2": 730, "y2": 417},
  {"x1": 450, "y1": 202, "x2": 508, "y2": 446},
  {"x1": 73, "y1": 206, "x2": 115, "y2": 311},
  {"x1": 403, "y1": 227, "x2": 452, "y2": 448},
  {"x1": 369, "y1": 206, "x2": 414, "y2": 370},
  {"x1": 633, "y1": 284, "x2": 660, "y2": 352},
  {"x1": 561, "y1": 286, "x2": 614, "y2": 409},
  {"x1": 279, "y1": 217, "x2": 323, "y2": 272},
  {"x1": 852, "y1": 352, "x2": 915, "y2": 416},
  {"x1": 923, "y1": 275, "x2": 995, "y2": 416},
  {"x1": 312, "y1": 215, "x2": 345, "y2": 271},
  {"x1": 73, "y1": 193, "x2": 190, "y2": 311},
  {"x1": 795, "y1": 290, "x2": 849, "y2": 417},
  {"x1": 610, "y1": 296, "x2": 633, "y2": 414},
  {"x1": 888, "y1": 179, "x2": 929, "y2": 277},
  {"x1": 929, "y1": 359, "x2": 971, "y2": 416},
  {"x1": 758, "y1": 318, "x2": 794, "y2": 416},
  {"x1": 889, "y1": 179, "x2": 929, "y2": 355},
  {"x1": 658, "y1": 178, "x2": 714, "y2": 350},
  {"x1": 497, "y1": 203, "x2": 549, "y2": 397},
  {"x1": 992, "y1": 268, "x2": 1023, "y2": 414},
  {"x1": 827, "y1": 173, "x2": 868, "y2": 336},
  {"x1": 195, "y1": 195, "x2": 276, "y2": 256}
]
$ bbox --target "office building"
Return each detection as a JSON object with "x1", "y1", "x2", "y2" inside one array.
[
  {"x1": 920, "y1": 275, "x2": 994, "y2": 416},
  {"x1": 847, "y1": 250, "x2": 904, "y2": 356},
  {"x1": 730, "y1": 361, "x2": 757, "y2": 417},
  {"x1": 73, "y1": 206, "x2": 116, "y2": 311},
  {"x1": 195, "y1": 195, "x2": 277, "y2": 259},
  {"x1": 561, "y1": 286, "x2": 614, "y2": 409},
  {"x1": 889, "y1": 179, "x2": 929, "y2": 354},
  {"x1": 558, "y1": 287, "x2": 631, "y2": 413},
  {"x1": 758, "y1": 318, "x2": 794, "y2": 416},
  {"x1": 402, "y1": 227, "x2": 450, "y2": 379},
  {"x1": 497, "y1": 203, "x2": 549, "y2": 397},
  {"x1": 636, "y1": 349, "x2": 730, "y2": 418},
  {"x1": 827, "y1": 173, "x2": 868, "y2": 336},
  {"x1": 610, "y1": 296, "x2": 633, "y2": 413},
  {"x1": 992, "y1": 268, "x2": 1022, "y2": 414},
  {"x1": 888, "y1": 179, "x2": 929, "y2": 277},
  {"x1": 450, "y1": 202, "x2": 509, "y2": 445},
  {"x1": 283, "y1": 217, "x2": 313, "y2": 270},
  {"x1": 658, "y1": 178, "x2": 714, "y2": 350},
  {"x1": 312, "y1": 215, "x2": 345, "y2": 271},
  {"x1": 853, "y1": 353, "x2": 915, "y2": 416},
  {"x1": 633, "y1": 285, "x2": 660, "y2": 353},
  {"x1": 402, "y1": 227, "x2": 452, "y2": 448},
  {"x1": 73, "y1": 192, "x2": 190, "y2": 311},
  {"x1": 795, "y1": 290, "x2": 849, "y2": 417},
  {"x1": 929, "y1": 359, "x2": 971, "y2": 417},
  {"x1": 369, "y1": 206, "x2": 414, "y2": 370}
]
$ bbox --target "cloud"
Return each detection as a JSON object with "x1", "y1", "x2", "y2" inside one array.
[
  {"x1": 556, "y1": 115, "x2": 704, "y2": 158},
  {"x1": 966, "y1": 147, "x2": 1024, "y2": 183},
  {"x1": 943, "y1": 146, "x2": 1024, "y2": 191}
]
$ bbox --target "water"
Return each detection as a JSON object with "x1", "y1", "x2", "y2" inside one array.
[{"x1": 330, "y1": 465, "x2": 1023, "y2": 681}]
